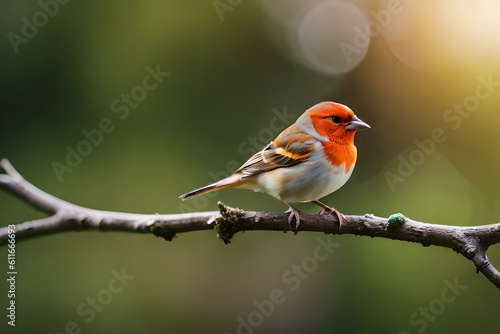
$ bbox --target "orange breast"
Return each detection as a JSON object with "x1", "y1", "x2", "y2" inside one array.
[{"x1": 321, "y1": 142, "x2": 357, "y2": 173}]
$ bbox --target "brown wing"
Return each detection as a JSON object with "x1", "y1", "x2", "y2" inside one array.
[{"x1": 236, "y1": 124, "x2": 316, "y2": 178}]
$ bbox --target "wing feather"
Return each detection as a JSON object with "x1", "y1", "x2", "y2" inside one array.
[{"x1": 236, "y1": 125, "x2": 316, "y2": 178}]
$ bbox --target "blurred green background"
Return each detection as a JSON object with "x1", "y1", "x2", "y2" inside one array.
[{"x1": 1, "y1": 0, "x2": 500, "y2": 333}]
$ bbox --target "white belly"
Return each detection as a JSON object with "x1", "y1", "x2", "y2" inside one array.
[{"x1": 254, "y1": 145, "x2": 354, "y2": 203}]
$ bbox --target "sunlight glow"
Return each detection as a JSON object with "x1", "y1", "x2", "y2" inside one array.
[{"x1": 380, "y1": 0, "x2": 500, "y2": 69}]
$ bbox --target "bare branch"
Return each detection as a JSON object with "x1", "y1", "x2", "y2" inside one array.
[{"x1": 1, "y1": 158, "x2": 499, "y2": 288}]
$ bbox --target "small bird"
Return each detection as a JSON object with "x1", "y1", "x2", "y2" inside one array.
[{"x1": 179, "y1": 101, "x2": 370, "y2": 229}]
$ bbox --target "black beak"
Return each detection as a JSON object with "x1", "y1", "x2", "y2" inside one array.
[{"x1": 345, "y1": 115, "x2": 370, "y2": 131}]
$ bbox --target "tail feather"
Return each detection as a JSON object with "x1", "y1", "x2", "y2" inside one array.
[
  {"x1": 179, "y1": 182, "x2": 221, "y2": 200},
  {"x1": 179, "y1": 174, "x2": 242, "y2": 200}
]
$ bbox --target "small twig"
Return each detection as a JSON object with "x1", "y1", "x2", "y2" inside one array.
[{"x1": 0, "y1": 158, "x2": 499, "y2": 288}]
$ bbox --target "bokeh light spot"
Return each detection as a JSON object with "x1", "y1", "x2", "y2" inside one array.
[{"x1": 296, "y1": 0, "x2": 369, "y2": 75}]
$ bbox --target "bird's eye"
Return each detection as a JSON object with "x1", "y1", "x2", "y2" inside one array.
[{"x1": 330, "y1": 116, "x2": 341, "y2": 124}]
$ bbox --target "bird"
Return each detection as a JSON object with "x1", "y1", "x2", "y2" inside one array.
[{"x1": 179, "y1": 101, "x2": 370, "y2": 229}]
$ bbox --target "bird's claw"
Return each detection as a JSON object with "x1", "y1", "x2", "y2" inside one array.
[
  {"x1": 316, "y1": 205, "x2": 344, "y2": 233},
  {"x1": 287, "y1": 208, "x2": 301, "y2": 231}
]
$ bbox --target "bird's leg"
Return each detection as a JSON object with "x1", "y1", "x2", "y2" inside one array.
[
  {"x1": 311, "y1": 200, "x2": 344, "y2": 232},
  {"x1": 279, "y1": 197, "x2": 301, "y2": 230}
]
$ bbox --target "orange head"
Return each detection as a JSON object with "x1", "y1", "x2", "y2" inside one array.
[
  {"x1": 294, "y1": 101, "x2": 370, "y2": 172},
  {"x1": 305, "y1": 101, "x2": 370, "y2": 144}
]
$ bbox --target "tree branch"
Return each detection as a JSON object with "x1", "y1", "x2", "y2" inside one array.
[{"x1": 1, "y1": 158, "x2": 500, "y2": 288}]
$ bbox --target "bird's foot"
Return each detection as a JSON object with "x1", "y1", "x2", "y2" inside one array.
[
  {"x1": 286, "y1": 206, "x2": 301, "y2": 230},
  {"x1": 280, "y1": 197, "x2": 301, "y2": 231},
  {"x1": 312, "y1": 200, "x2": 344, "y2": 233}
]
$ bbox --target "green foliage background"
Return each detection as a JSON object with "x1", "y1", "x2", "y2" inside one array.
[{"x1": 1, "y1": 1, "x2": 499, "y2": 333}]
